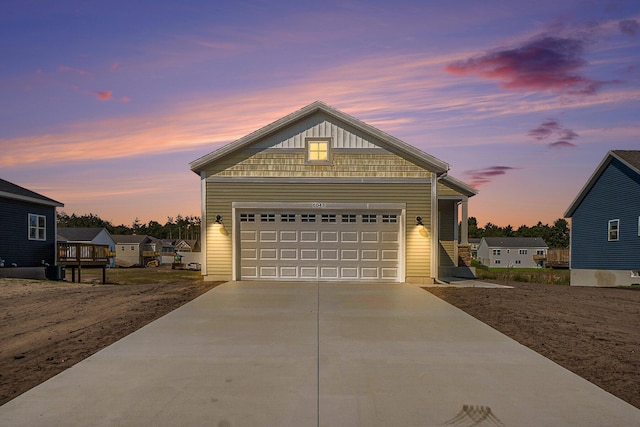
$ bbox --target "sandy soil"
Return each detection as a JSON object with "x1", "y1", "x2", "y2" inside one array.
[
  {"x1": 0, "y1": 275, "x2": 219, "y2": 406},
  {"x1": 425, "y1": 281, "x2": 640, "y2": 409}
]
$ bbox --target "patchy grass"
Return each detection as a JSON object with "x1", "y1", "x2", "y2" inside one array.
[
  {"x1": 475, "y1": 266, "x2": 570, "y2": 285},
  {"x1": 76, "y1": 266, "x2": 203, "y2": 285}
]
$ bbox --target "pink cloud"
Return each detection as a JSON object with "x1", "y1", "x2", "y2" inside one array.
[
  {"x1": 95, "y1": 91, "x2": 112, "y2": 101},
  {"x1": 445, "y1": 35, "x2": 606, "y2": 95},
  {"x1": 120, "y1": 96, "x2": 131, "y2": 103},
  {"x1": 464, "y1": 166, "x2": 517, "y2": 187},
  {"x1": 527, "y1": 118, "x2": 579, "y2": 148},
  {"x1": 59, "y1": 65, "x2": 90, "y2": 76}
]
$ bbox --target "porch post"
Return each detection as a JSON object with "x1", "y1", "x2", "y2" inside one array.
[{"x1": 460, "y1": 198, "x2": 469, "y2": 244}]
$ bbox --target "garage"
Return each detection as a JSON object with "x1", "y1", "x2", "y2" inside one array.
[
  {"x1": 190, "y1": 101, "x2": 477, "y2": 284},
  {"x1": 238, "y1": 209, "x2": 402, "y2": 281}
]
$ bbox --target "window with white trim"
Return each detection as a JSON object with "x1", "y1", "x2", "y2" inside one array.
[
  {"x1": 301, "y1": 214, "x2": 316, "y2": 222},
  {"x1": 280, "y1": 214, "x2": 296, "y2": 222},
  {"x1": 341, "y1": 214, "x2": 357, "y2": 223},
  {"x1": 515, "y1": 259, "x2": 522, "y2": 265},
  {"x1": 362, "y1": 214, "x2": 377, "y2": 223},
  {"x1": 492, "y1": 249, "x2": 501, "y2": 256},
  {"x1": 608, "y1": 219, "x2": 619, "y2": 241},
  {"x1": 494, "y1": 259, "x2": 501, "y2": 265},
  {"x1": 306, "y1": 138, "x2": 331, "y2": 164},
  {"x1": 260, "y1": 214, "x2": 275, "y2": 222},
  {"x1": 28, "y1": 214, "x2": 46, "y2": 241},
  {"x1": 240, "y1": 214, "x2": 255, "y2": 222},
  {"x1": 321, "y1": 214, "x2": 337, "y2": 223},
  {"x1": 382, "y1": 214, "x2": 398, "y2": 223},
  {"x1": 519, "y1": 249, "x2": 528, "y2": 255}
]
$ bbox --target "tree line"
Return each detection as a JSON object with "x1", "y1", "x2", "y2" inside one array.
[
  {"x1": 466, "y1": 217, "x2": 569, "y2": 248},
  {"x1": 57, "y1": 212, "x2": 201, "y2": 241}
]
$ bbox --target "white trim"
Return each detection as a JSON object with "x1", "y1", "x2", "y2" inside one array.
[
  {"x1": 608, "y1": 219, "x2": 620, "y2": 242},
  {"x1": 232, "y1": 201, "x2": 406, "y2": 210},
  {"x1": 200, "y1": 173, "x2": 207, "y2": 276},
  {"x1": 431, "y1": 172, "x2": 438, "y2": 279},
  {"x1": 0, "y1": 191, "x2": 63, "y2": 207},
  {"x1": 207, "y1": 176, "x2": 432, "y2": 184},
  {"x1": 231, "y1": 202, "x2": 406, "y2": 282}
]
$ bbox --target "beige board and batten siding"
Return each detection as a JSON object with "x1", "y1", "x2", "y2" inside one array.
[{"x1": 204, "y1": 181, "x2": 432, "y2": 282}]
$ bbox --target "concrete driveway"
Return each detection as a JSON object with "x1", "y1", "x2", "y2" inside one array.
[{"x1": 1, "y1": 281, "x2": 638, "y2": 426}]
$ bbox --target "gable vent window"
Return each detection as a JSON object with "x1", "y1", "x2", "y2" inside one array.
[
  {"x1": 608, "y1": 219, "x2": 620, "y2": 241},
  {"x1": 240, "y1": 214, "x2": 255, "y2": 222},
  {"x1": 306, "y1": 138, "x2": 331, "y2": 164},
  {"x1": 341, "y1": 214, "x2": 357, "y2": 223}
]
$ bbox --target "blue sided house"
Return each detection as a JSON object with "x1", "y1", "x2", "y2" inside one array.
[
  {"x1": 0, "y1": 178, "x2": 64, "y2": 279},
  {"x1": 564, "y1": 150, "x2": 640, "y2": 287}
]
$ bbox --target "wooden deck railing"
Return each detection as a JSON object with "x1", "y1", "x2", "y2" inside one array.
[{"x1": 57, "y1": 243, "x2": 114, "y2": 265}]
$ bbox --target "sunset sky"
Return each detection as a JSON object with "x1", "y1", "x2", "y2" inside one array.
[{"x1": 1, "y1": 0, "x2": 639, "y2": 228}]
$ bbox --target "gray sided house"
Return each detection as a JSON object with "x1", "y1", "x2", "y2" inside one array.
[
  {"x1": 564, "y1": 150, "x2": 640, "y2": 287},
  {"x1": 57, "y1": 227, "x2": 117, "y2": 267},
  {"x1": 477, "y1": 237, "x2": 548, "y2": 268},
  {"x1": 112, "y1": 235, "x2": 154, "y2": 267},
  {"x1": 190, "y1": 101, "x2": 477, "y2": 283},
  {"x1": 0, "y1": 178, "x2": 64, "y2": 277}
]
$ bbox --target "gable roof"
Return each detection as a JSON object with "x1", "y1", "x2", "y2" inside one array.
[
  {"x1": 564, "y1": 150, "x2": 640, "y2": 218},
  {"x1": 440, "y1": 174, "x2": 478, "y2": 197},
  {"x1": 481, "y1": 237, "x2": 548, "y2": 248},
  {"x1": 58, "y1": 227, "x2": 107, "y2": 242},
  {"x1": 0, "y1": 178, "x2": 64, "y2": 207},
  {"x1": 111, "y1": 234, "x2": 151, "y2": 244},
  {"x1": 190, "y1": 101, "x2": 450, "y2": 175}
]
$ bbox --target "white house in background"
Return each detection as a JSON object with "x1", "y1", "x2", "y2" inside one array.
[
  {"x1": 477, "y1": 237, "x2": 548, "y2": 268},
  {"x1": 468, "y1": 238, "x2": 481, "y2": 259},
  {"x1": 112, "y1": 235, "x2": 156, "y2": 267},
  {"x1": 57, "y1": 227, "x2": 117, "y2": 267}
]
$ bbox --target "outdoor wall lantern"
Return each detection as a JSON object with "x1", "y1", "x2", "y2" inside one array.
[
  {"x1": 416, "y1": 216, "x2": 424, "y2": 226},
  {"x1": 215, "y1": 215, "x2": 223, "y2": 224},
  {"x1": 214, "y1": 215, "x2": 228, "y2": 236}
]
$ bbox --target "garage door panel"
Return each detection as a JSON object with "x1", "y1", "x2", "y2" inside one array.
[
  {"x1": 259, "y1": 248, "x2": 277, "y2": 260},
  {"x1": 300, "y1": 249, "x2": 318, "y2": 260},
  {"x1": 340, "y1": 249, "x2": 358, "y2": 260},
  {"x1": 300, "y1": 231, "x2": 318, "y2": 242},
  {"x1": 321, "y1": 267, "x2": 339, "y2": 279},
  {"x1": 361, "y1": 250, "x2": 379, "y2": 261},
  {"x1": 382, "y1": 250, "x2": 398, "y2": 261},
  {"x1": 259, "y1": 231, "x2": 277, "y2": 242},
  {"x1": 320, "y1": 231, "x2": 339, "y2": 242},
  {"x1": 241, "y1": 230, "x2": 257, "y2": 242},
  {"x1": 280, "y1": 249, "x2": 298, "y2": 260},
  {"x1": 340, "y1": 267, "x2": 358, "y2": 279},
  {"x1": 361, "y1": 232, "x2": 379, "y2": 242},
  {"x1": 279, "y1": 231, "x2": 298, "y2": 242},
  {"x1": 241, "y1": 266, "x2": 258, "y2": 278},
  {"x1": 279, "y1": 266, "x2": 298, "y2": 278},
  {"x1": 361, "y1": 268, "x2": 379, "y2": 279},
  {"x1": 340, "y1": 231, "x2": 359, "y2": 242},
  {"x1": 241, "y1": 248, "x2": 257, "y2": 260},
  {"x1": 382, "y1": 232, "x2": 398, "y2": 242},
  {"x1": 382, "y1": 268, "x2": 398, "y2": 278},
  {"x1": 300, "y1": 266, "x2": 318, "y2": 278},
  {"x1": 321, "y1": 249, "x2": 339, "y2": 261}
]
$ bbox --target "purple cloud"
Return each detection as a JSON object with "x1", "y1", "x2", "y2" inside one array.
[
  {"x1": 619, "y1": 19, "x2": 639, "y2": 37},
  {"x1": 528, "y1": 118, "x2": 579, "y2": 149},
  {"x1": 465, "y1": 166, "x2": 517, "y2": 187},
  {"x1": 445, "y1": 35, "x2": 606, "y2": 95}
]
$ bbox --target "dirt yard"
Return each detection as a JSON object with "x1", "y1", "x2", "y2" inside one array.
[
  {"x1": 0, "y1": 268, "x2": 220, "y2": 406},
  {"x1": 1, "y1": 274, "x2": 639, "y2": 411},
  {"x1": 425, "y1": 281, "x2": 640, "y2": 409}
]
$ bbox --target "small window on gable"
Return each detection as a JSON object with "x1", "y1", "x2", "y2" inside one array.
[
  {"x1": 306, "y1": 138, "x2": 331, "y2": 164},
  {"x1": 608, "y1": 219, "x2": 619, "y2": 241}
]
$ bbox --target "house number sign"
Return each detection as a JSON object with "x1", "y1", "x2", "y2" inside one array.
[{"x1": 311, "y1": 202, "x2": 327, "y2": 208}]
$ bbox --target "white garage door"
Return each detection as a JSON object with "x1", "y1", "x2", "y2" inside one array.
[{"x1": 239, "y1": 211, "x2": 401, "y2": 281}]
